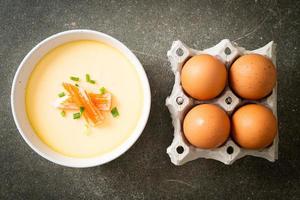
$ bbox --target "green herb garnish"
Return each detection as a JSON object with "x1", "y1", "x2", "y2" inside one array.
[
  {"x1": 73, "y1": 112, "x2": 81, "y2": 119},
  {"x1": 58, "y1": 92, "x2": 65, "y2": 97},
  {"x1": 111, "y1": 107, "x2": 119, "y2": 118},
  {"x1": 100, "y1": 87, "x2": 106, "y2": 94},
  {"x1": 86, "y1": 74, "x2": 96, "y2": 84},
  {"x1": 75, "y1": 83, "x2": 79, "y2": 87},
  {"x1": 80, "y1": 107, "x2": 84, "y2": 114},
  {"x1": 60, "y1": 110, "x2": 66, "y2": 117},
  {"x1": 86, "y1": 74, "x2": 91, "y2": 82},
  {"x1": 70, "y1": 76, "x2": 80, "y2": 81},
  {"x1": 89, "y1": 80, "x2": 96, "y2": 84}
]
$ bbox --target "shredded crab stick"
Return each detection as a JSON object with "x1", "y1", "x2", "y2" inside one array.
[
  {"x1": 53, "y1": 91, "x2": 112, "y2": 112},
  {"x1": 63, "y1": 83, "x2": 104, "y2": 125},
  {"x1": 89, "y1": 93, "x2": 112, "y2": 111},
  {"x1": 52, "y1": 95, "x2": 79, "y2": 110},
  {"x1": 52, "y1": 83, "x2": 113, "y2": 126}
]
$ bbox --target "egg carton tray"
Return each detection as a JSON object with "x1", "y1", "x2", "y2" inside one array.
[{"x1": 166, "y1": 39, "x2": 278, "y2": 165}]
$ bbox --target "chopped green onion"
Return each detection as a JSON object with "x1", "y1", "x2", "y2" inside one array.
[
  {"x1": 80, "y1": 107, "x2": 84, "y2": 114},
  {"x1": 70, "y1": 76, "x2": 79, "y2": 81},
  {"x1": 73, "y1": 112, "x2": 81, "y2": 119},
  {"x1": 60, "y1": 110, "x2": 66, "y2": 117},
  {"x1": 89, "y1": 80, "x2": 96, "y2": 84},
  {"x1": 75, "y1": 83, "x2": 79, "y2": 87},
  {"x1": 100, "y1": 87, "x2": 106, "y2": 94},
  {"x1": 86, "y1": 74, "x2": 96, "y2": 84},
  {"x1": 111, "y1": 107, "x2": 119, "y2": 118},
  {"x1": 58, "y1": 92, "x2": 65, "y2": 97},
  {"x1": 86, "y1": 74, "x2": 91, "y2": 82}
]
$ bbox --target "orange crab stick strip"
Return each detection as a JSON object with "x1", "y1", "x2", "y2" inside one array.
[
  {"x1": 89, "y1": 93, "x2": 112, "y2": 111},
  {"x1": 63, "y1": 83, "x2": 104, "y2": 125}
]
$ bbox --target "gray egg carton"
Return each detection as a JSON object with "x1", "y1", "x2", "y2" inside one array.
[{"x1": 166, "y1": 39, "x2": 278, "y2": 165}]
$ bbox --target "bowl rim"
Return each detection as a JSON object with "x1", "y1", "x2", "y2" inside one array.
[{"x1": 11, "y1": 29, "x2": 151, "y2": 168}]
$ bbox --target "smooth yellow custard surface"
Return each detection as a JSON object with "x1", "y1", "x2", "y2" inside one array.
[{"x1": 26, "y1": 40, "x2": 143, "y2": 158}]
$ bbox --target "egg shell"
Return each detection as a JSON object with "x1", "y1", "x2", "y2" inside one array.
[
  {"x1": 183, "y1": 104, "x2": 230, "y2": 149},
  {"x1": 166, "y1": 39, "x2": 278, "y2": 165},
  {"x1": 181, "y1": 54, "x2": 227, "y2": 100},
  {"x1": 229, "y1": 54, "x2": 276, "y2": 100},
  {"x1": 232, "y1": 104, "x2": 277, "y2": 149}
]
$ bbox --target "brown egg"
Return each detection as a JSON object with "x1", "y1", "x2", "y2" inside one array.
[
  {"x1": 181, "y1": 54, "x2": 227, "y2": 100},
  {"x1": 229, "y1": 54, "x2": 276, "y2": 100},
  {"x1": 232, "y1": 104, "x2": 277, "y2": 149},
  {"x1": 183, "y1": 104, "x2": 230, "y2": 149}
]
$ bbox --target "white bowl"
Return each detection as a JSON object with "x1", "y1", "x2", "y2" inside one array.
[{"x1": 11, "y1": 30, "x2": 151, "y2": 168}]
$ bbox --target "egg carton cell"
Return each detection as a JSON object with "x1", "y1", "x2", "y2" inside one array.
[{"x1": 166, "y1": 39, "x2": 278, "y2": 165}]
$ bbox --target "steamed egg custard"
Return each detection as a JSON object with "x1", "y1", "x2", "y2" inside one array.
[{"x1": 26, "y1": 40, "x2": 143, "y2": 158}]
